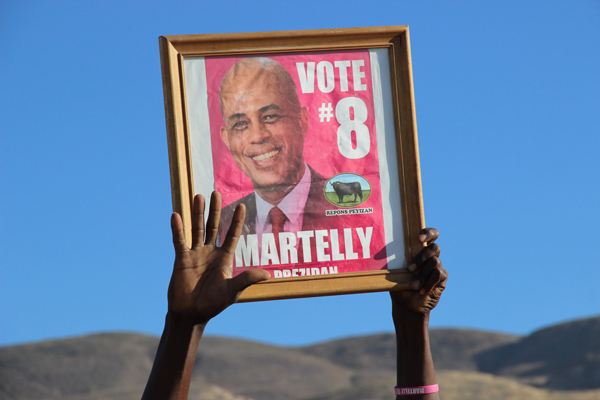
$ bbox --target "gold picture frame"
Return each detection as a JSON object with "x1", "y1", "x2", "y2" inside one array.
[{"x1": 159, "y1": 26, "x2": 425, "y2": 302}]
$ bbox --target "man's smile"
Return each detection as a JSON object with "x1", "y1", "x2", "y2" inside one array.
[{"x1": 249, "y1": 148, "x2": 281, "y2": 162}]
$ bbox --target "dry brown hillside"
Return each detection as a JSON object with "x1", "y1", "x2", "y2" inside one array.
[
  {"x1": 1, "y1": 315, "x2": 599, "y2": 400},
  {"x1": 301, "y1": 371, "x2": 600, "y2": 400},
  {"x1": 299, "y1": 329, "x2": 519, "y2": 373},
  {"x1": 476, "y1": 316, "x2": 600, "y2": 390}
]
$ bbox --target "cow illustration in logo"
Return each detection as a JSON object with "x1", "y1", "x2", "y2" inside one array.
[
  {"x1": 324, "y1": 173, "x2": 371, "y2": 208},
  {"x1": 330, "y1": 181, "x2": 363, "y2": 203}
]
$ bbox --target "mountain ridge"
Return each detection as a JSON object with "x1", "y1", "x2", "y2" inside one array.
[{"x1": 1, "y1": 315, "x2": 599, "y2": 400}]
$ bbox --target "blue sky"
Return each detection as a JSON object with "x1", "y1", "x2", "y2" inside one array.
[{"x1": 1, "y1": 1, "x2": 599, "y2": 347}]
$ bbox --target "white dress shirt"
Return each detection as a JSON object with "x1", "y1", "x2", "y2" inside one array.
[{"x1": 255, "y1": 163, "x2": 311, "y2": 237}]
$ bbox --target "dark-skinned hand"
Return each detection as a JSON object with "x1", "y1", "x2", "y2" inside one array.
[
  {"x1": 391, "y1": 228, "x2": 447, "y2": 315},
  {"x1": 168, "y1": 192, "x2": 271, "y2": 325}
]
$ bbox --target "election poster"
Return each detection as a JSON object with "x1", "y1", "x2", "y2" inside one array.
[
  {"x1": 160, "y1": 27, "x2": 424, "y2": 301},
  {"x1": 183, "y1": 48, "x2": 405, "y2": 279}
]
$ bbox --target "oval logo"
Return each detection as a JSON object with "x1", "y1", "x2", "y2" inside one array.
[{"x1": 324, "y1": 173, "x2": 371, "y2": 208}]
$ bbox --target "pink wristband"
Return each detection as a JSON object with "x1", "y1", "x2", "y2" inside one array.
[{"x1": 395, "y1": 384, "x2": 439, "y2": 395}]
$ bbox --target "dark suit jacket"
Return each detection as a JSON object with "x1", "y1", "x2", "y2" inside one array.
[{"x1": 218, "y1": 166, "x2": 330, "y2": 247}]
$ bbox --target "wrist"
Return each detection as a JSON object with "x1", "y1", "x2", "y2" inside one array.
[
  {"x1": 393, "y1": 306, "x2": 435, "y2": 388},
  {"x1": 392, "y1": 305, "x2": 430, "y2": 332},
  {"x1": 167, "y1": 310, "x2": 208, "y2": 332}
]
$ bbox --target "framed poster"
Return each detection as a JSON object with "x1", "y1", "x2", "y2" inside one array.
[{"x1": 159, "y1": 26, "x2": 425, "y2": 302}]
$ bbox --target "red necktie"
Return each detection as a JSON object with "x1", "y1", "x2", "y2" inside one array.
[{"x1": 268, "y1": 206, "x2": 287, "y2": 250}]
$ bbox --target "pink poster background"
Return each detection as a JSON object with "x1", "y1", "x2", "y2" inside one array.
[{"x1": 203, "y1": 50, "x2": 389, "y2": 275}]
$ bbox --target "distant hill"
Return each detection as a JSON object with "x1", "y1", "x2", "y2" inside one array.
[
  {"x1": 0, "y1": 332, "x2": 158, "y2": 400},
  {"x1": 193, "y1": 337, "x2": 353, "y2": 400},
  {"x1": 476, "y1": 316, "x2": 600, "y2": 390},
  {"x1": 1, "y1": 315, "x2": 599, "y2": 400},
  {"x1": 302, "y1": 371, "x2": 600, "y2": 400},
  {"x1": 0, "y1": 333, "x2": 245, "y2": 400},
  {"x1": 299, "y1": 328, "x2": 519, "y2": 373}
]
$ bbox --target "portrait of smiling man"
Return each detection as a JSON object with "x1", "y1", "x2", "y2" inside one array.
[{"x1": 217, "y1": 57, "x2": 332, "y2": 253}]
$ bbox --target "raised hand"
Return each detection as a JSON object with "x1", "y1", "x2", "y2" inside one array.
[
  {"x1": 391, "y1": 228, "x2": 447, "y2": 315},
  {"x1": 168, "y1": 192, "x2": 270, "y2": 325}
]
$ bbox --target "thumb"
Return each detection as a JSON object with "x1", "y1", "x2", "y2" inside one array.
[{"x1": 229, "y1": 269, "x2": 271, "y2": 300}]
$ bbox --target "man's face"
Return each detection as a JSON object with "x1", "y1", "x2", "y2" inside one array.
[{"x1": 220, "y1": 68, "x2": 308, "y2": 191}]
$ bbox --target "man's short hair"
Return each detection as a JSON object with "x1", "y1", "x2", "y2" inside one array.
[{"x1": 219, "y1": 57, "x2": 300, "y2": 116}]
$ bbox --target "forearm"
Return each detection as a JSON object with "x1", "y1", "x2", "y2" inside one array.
[
  {"x1": 393, "y1": 306, "x2": 438, "y2": 400},
  {"x1": 142, "y1": 312, "x2": 205, "y2": 400}
]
